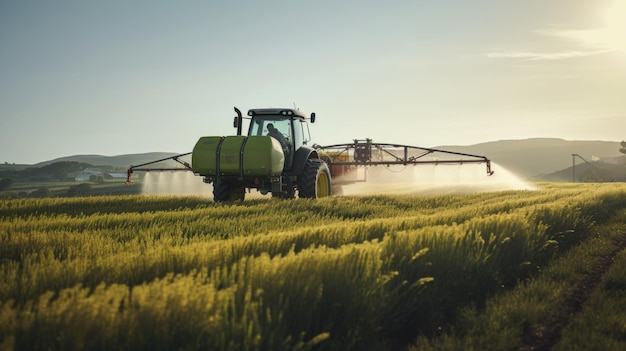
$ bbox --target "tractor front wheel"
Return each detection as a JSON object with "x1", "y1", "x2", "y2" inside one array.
[
  {"x1": 298, "y1": 159, "x2": 332, "y2": 199},
  {"x1": 213, "y1": 180, "x2": 245, "y2": 202}
]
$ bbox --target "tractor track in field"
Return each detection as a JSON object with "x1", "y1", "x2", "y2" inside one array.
[{"x1": 520, "y1": 230, "x2": 626, "y2": 351}]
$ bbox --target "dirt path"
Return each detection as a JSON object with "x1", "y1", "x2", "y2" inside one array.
[{"x1": 520, "y1": 232, "x2": 626, "y2": 351}]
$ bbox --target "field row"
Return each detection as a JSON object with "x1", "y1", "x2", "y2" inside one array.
[
  {"x1": 410, "y1": 210, "x2": 626, "y2": 350},
  {"x1": 1, "y1": 183, "x2": 625, "y2": 350}
]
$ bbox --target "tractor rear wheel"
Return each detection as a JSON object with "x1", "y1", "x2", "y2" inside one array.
[
  {"x1": 213, "y1": 180, "x2": 245, "y2": 202},
  {"x1": 297, "y1": 159, "x2": 332, "y2": 199}
]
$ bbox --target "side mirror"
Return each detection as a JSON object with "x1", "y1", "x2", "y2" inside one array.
[
  {"x1": 233, "y1": 117, "x2": 239, "y2": 128},
  {"x1": 310, "y1": 112, "x2": 316, "y2": 123}
]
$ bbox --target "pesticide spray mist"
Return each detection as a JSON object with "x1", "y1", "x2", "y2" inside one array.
[
  {"x1": 140, "y1": 172, "x2": 266, "y2": 198},
  {"x1": 139, "y1": 163, "x2": 535, "y2": 198},
  {"x1": 141, "y1": 172, "x2": 212, "y2": 197},
  {"x1": 334, "y1": 163, "x2": 536, "y2": 196}
]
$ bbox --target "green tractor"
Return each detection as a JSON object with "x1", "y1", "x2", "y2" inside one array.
[
  {"x1": 127, "y1": 107, "x2": 331, "y2": 202},
  {"x1": 193, "y1": 107, "x2": 331, "y2": 201}
]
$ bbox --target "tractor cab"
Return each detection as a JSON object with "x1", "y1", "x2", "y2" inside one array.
[{"x1": 235, "y1": 108, "x2": 315, "y2": 170}]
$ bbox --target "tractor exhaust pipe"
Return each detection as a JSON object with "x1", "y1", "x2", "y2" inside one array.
[{"x1": 234, "y1": 107, "x2": 243, "y2": 136}]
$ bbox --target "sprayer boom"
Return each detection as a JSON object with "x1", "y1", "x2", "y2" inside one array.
[
  {"x1": 125, "y1": 152, "x2": 193, "y2": 184},
  {"x1": 315, "y1": 139, "x2": 494, "y2": 182}
]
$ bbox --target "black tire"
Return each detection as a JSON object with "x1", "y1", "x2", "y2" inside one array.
[
  {"x1": 213, "y1": 180, "x2": 245, "y2": 202},
  {"x1": 297, "y1": 159, "x2": 332, "y2": 199}
]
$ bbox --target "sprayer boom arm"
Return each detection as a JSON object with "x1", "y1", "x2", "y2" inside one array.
[
  {"x1": 316, "y1": 139, "x2": 494, "y2": 175},
  {"x1": 125, "y1": 152, "x2": 193, "y2": 184}
]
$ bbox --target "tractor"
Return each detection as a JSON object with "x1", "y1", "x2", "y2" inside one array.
[
  {"x1": 126, "y1": 107, "x2": 494, "y2": 201},
  {"x1": 195, "y1": 107, "x2": 330, "y2": 201},
  {"x1": 127, "y1": 107, "x2": 330, "y2": 201}
]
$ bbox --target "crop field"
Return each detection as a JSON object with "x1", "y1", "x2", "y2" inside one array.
[{"x1": 1, "y1": 183, "x2": 625, "y2": 350}]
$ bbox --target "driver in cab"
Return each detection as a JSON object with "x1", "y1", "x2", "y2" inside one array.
[
  {"x1": 267, "y1": 123, "x2": 287, "y2": 146},
  {"x1": 267, "y1": 123, "x2": 290, "y2": 159}
]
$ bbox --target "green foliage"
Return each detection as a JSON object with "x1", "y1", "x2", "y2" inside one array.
[
  {"x1": 65, "y1": 183, "x2": 92, "y2": 197},
  {"x1": 409, "y1": 210, "x2": 626, "y2": 351},
  {"x1": 30, "y1": 188, "x2": 51, "y2": 198},
  {"x1": 553, "y1": 243, "x2": 626, "y2": 350},
  {"x1": 0, "y1": 161, "x2": 93, "y2": 182},
  {"x1": 0, "y1": 179, "x2": 13, "y2": 191},
  {"x1": 89, "y1": 175, "x2": 105, "y2": 183},
  {"x1": 0, "y1": 183, "x2": 625, "y2": 350}
]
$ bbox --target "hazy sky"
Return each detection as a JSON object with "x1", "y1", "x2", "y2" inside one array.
[{"x1": 1, "y1": 0, "x2": 625, "y2": 164}]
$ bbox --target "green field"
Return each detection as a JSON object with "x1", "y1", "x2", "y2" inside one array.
[{"x1": 1, "y1": 183, "x2": 625, "y2": 350}]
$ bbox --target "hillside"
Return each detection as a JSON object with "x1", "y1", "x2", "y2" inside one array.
[
  {"x1": 542, "y1": 159, "x2": 626, "y2": 182},
  {"x1": 436, "y1": 138, "x2": 623, "y2": 179}
]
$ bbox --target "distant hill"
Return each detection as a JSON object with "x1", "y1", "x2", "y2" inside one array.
[
  {"x1": 435, "y1": 138, "x2": 623, "y2": 179},
  {"x1": 541, "y1": 159, "x2": 626, "y2": 182},
  {"x1": 22, "y1": 138, "x2": 626, "y2": 180}
]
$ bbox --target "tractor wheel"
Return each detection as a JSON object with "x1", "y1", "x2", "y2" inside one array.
[
  {"x1": 213, "y1": 180, "x2": 245, "y2": 202},
  {"x1": 297, "y1": 159, "x2": 332, "y2": 199}
]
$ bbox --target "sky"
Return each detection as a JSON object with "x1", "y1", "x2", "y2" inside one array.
[{"x1": 1, "y1": 0, "x2": 625, "y2": 164}]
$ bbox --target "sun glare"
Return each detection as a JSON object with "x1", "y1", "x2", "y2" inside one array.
[
  {"x1": 603, "y1": 1, "x2": 626, "y2": 53},
  {"x1": 544, "y1": 1, "x2": 626, "y2": 57}
]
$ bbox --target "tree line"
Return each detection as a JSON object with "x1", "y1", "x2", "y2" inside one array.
[
  {"x1": 0, "y1": 161, "x2": 93, "y2": 183},
  {"x1": 0, "y1": 161, "x2": 105, "y2": 197}
]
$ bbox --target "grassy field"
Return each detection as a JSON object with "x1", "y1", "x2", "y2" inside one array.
[
  {"x1": 410, "y1": 209, "x2": 626, "y2": 350},
  {"x1": 1, "y1": 183, "x2": 625, "y2": 350}
]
